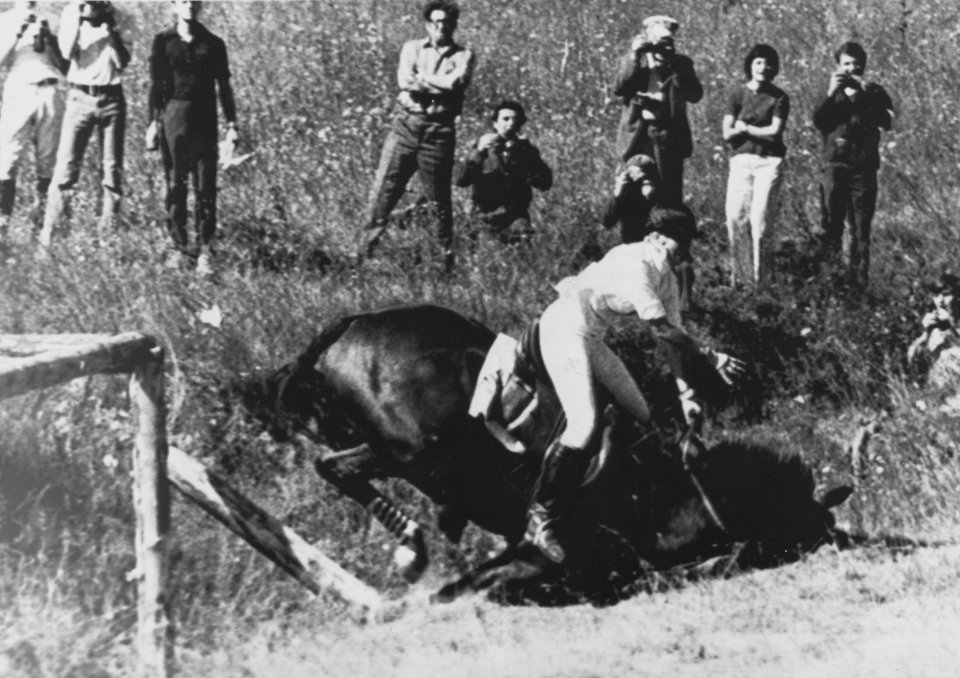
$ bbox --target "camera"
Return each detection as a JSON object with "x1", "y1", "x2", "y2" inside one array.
[
  {"x1": 930, "y1": 318, "x2": 955, "y2": 332},
  {"x1": 33, "y1": 19, "x2": 49, "y2": 52},
  {"x1": 640, "y1": 40, "x2": 674, "y2": 57}
]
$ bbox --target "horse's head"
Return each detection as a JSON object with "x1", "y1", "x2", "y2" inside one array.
[
  {"x1": 232, "y1": 360, "x2": 328, "y2": 443},
  {"x1": 814, "y1": 484, "x2": 855, "y2": 548}
]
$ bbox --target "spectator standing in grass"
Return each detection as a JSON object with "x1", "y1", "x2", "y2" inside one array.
[
  {"x1": 146, "y1": 0, "x2": 239, "y2": 274},
  {"x1": 0, "y1": 0, "x2": 67, "y2": 249},
  {"x1": 722, "y1": 43, "x2": 790, "y2": 287},
  {"x1": 613, "y1": 15, "x2": 702, "y2": 205},
  {"x1": 361, "y1": 0, "x2": 475, "y2": 271},
  {"x1": 455, "y1": 100, "x2": 552, "y2": 245},
  {"x1": 813, "y1": 41, "x2": 894, "y2": 289},
  {"x1": 40, "y1": 1, "x2": 130, "y2": 249}
]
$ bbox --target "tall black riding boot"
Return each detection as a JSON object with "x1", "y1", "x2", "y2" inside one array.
[
  {"x1": 0, "y1": 179, "x2": 15, "y2": 217},
  {"x1": 525, "y1": 440, "x2": 590, "y2": 563},
  {"x1": 32, "y1": 177, "x2": 51, "y2": 233},
  {"x1": 0, "y1": 179, "x2": 14, "y2": 248}
]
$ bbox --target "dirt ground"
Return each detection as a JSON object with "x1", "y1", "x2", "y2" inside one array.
[{"x1": 179, "y1": 543, "x2": 960, "y2": 678}]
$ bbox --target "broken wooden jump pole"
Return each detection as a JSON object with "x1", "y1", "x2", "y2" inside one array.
[{"x1": 166, "y1": 446, "x2": 383, "y2": 617}]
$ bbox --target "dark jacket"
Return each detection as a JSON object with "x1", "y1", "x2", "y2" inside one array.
[
  {"x1": 613, "y1": 50, "x2": 703, "y2": 162},
  {"x1": 456, "y1": 137, "x2": 552, "y2": 219},
  {"x1": 812, "y1": 83, "x2": 893, "y2": 171}
]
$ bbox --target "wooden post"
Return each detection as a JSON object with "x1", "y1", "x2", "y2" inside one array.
[
  {"x1": 847, "y1": 417, "x2": 879, "y2": 535},
  {"x1": 130, "y1": 347, "x2": 173, "y2": 678}
]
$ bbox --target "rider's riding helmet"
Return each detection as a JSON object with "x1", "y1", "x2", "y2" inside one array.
[{"x1": 648, "y1": 205, "x2": 698, "y2": 257}]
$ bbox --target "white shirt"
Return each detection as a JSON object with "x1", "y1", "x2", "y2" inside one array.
[
  {"x1": 0, "y1": 9, "x2": 64, "y2": 89},
  {"x1": 58, "y1": 5, "x2": 124, "y2": 86},
  {"x1": 554, "y1": 240, "x2": 682, "y2": 332}
]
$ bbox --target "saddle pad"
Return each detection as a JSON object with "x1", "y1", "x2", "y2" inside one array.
[{"x1": 468, "y1": 333, "x2": 528, "y2": 453}]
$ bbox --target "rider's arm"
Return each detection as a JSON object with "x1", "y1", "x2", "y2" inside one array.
[{"x1": 646, "y1": 318, "x2": 704, "y2": 425}]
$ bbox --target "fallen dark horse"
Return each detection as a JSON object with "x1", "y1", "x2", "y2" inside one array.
[{"x1": 240, "y1": 303, "x2": 853, "y2": 604}]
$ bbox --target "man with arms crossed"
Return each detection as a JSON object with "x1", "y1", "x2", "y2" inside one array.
[{"x1": 362, "y1": 1, "x2": 475, "y2": 271}]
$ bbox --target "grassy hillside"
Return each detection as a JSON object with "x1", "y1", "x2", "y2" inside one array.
[{"x1": 1, "y1": 1, "x2": 960, "y2": 675}]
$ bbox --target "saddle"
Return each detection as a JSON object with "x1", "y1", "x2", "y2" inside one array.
[
  {"x1": 467, "y1": 320, "x2": 666, "y2": 486},
  {"x1": 468, "y1": 319, "x2": 561, "y2": 453}
]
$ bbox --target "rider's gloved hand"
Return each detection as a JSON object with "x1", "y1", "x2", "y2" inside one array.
[
  {"x1": 676, "y1": 378, "x2": 703, "y2": 427},
  {"x1": 680, "y1": 394, "x2": 703, "y2": 426},
  {"x1": 712, "y1": 351, "x2": 747, "y2": 386}
]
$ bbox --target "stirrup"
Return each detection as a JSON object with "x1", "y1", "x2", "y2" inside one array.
[{"x1": 525, "y1": 505, "x2": 566, "y2": 564}]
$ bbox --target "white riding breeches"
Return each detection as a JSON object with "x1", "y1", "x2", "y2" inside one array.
[{"x1": 539, "y1": 297, "x2": 650, "y2": 449}]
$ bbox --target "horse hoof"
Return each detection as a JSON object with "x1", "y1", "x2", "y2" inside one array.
[
  {"x1": 395, "y1": 527, "x2": 428, "y2": 583},
  {"x1": 429, "y1": 587, "x2": 456, "y2": 604}
]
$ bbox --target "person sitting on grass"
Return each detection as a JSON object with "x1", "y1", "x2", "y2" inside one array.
[
  {"x1": 455, "y1": 99, "x2": 552, "y2": 245},
  {"x1": 908, "y1": 273, "x2": 960, "y2": 388}
]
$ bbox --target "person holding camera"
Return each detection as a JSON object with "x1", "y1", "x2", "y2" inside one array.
[
  {"x1": 908, "y1": 273, "x2": 960, "y2": 389},
  {"x1": 0, "y1": 0, "x2": 68, "y2": 249},
  {"x1": 39, "y1": 1, "x2": 130, "y2": 249},
  {"x1": 147, "y1": 0, "x2": 239, "y2": 274},
  {"x1": 813, "y1": 41, "x2": 894, "y2": 289},
  {"x1": 601, "y1": 153, "x2": 660, "y2": 244},
  {"x1": 455, "y1": 100, "x2": 552, "y2": 244},
  {"x1": 613, "y1": 15, "x2": 702, "y2": 205}
]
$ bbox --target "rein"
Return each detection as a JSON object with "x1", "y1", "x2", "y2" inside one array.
[
  {"x1": 686, "y1": 462, "x2": 730, "y2": 534},
  {"x1": 680, "y1": 417, "x2": 731, "y2": 535},
  {"x1": 623, "y1": 421, "x2": 730, "y2": 534}
]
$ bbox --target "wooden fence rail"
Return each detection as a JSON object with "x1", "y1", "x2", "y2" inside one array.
[{"x1": 1, "y1": 332, "x2": 382, "y2": 678}]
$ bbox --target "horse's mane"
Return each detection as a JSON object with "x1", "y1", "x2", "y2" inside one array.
[
  {"x1": 697, "y1": 438, "x2": 820, "y2": 541},
  {"x1": 702, "y1": 438, "x2": 816, "y2": 496}
]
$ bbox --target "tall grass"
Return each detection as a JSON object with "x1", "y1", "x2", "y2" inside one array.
[{"x1": 2, "y1": 0, "x2": 960, "y2": 673}]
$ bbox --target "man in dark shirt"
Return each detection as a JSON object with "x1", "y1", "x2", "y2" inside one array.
[
  {"x1": 813, "y1": 41, "x2": 893, "y2": 289},
  {"x1": 455, "y1": 100, "x2": 552, "y2": 244},
  {"x1": 613, "y1": 15, "x2": 702, "y2": 205},
  {"x1": 147, "y1": 0, "x2": 238, "y2": 274}
]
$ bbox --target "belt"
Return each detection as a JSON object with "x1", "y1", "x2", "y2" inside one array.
[
  {"x1": 402, "y1": 107, "x2": 456, "y2": 125},
  {"x1": 70, "y1": 83, "x2": 123, "y2": 96},
  {"x1": 34, "y1": 77, "x2": 60, "y2": 87}
]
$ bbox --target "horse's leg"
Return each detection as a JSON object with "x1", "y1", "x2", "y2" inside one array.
[
  {"x1": 431, "y1": 541, "x2": 553, "y2": 603},
  {"x1": 436, "y1": 503, "x2": 468, "y2": 543},
  {"x1": 313, "y1": 443, "x2": 429, "y2": 583}
]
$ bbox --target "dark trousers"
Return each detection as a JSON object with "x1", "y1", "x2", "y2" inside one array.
[
  {"x1": 364, "y1": 111, "x2": 455, "y2": 259},
  {"x1": 634, "y1": 125, "x2": 686, "y2": 205},
  {"x1": 477, "y1": 211, "x2": 532, "y2": 245},
  {"x1": 160, "y1": 100, "x2": 218, "y2": 253},
  {"x1": 819, "y1": 165, "x2": 877, "y2": 287}
]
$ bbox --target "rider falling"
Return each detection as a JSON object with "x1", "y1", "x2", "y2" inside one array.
[{"x1": 525, "y1": 207, "x2": 746, "y2": 563}]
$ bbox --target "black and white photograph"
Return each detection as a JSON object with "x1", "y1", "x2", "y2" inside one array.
[{"x1": 1, "y1": 1, "x2": 958, "y2": 676}]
